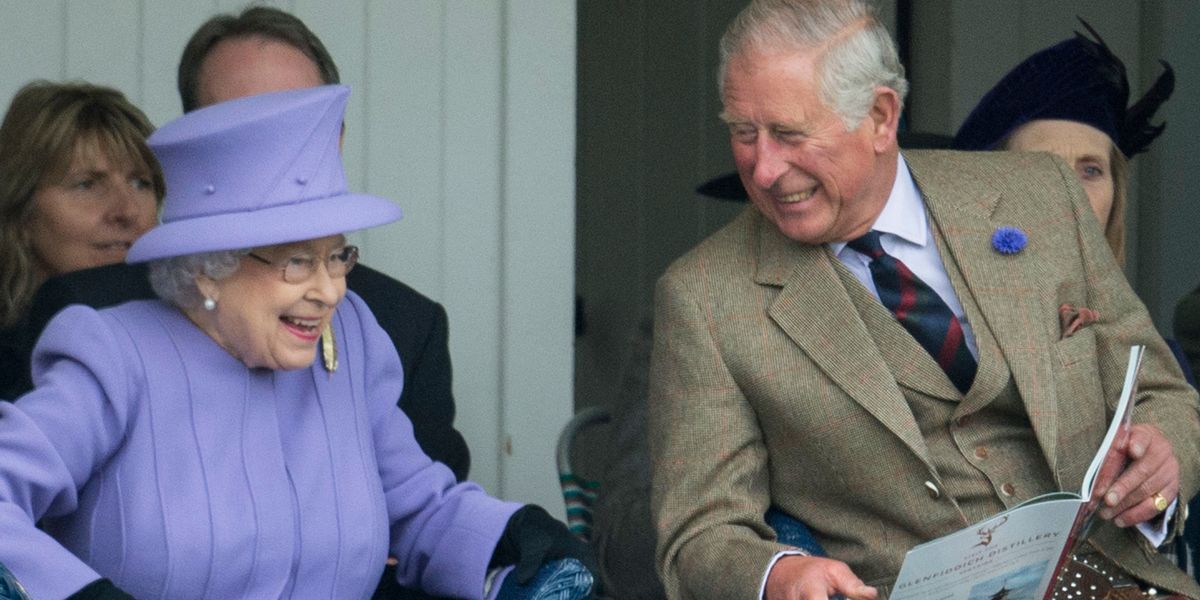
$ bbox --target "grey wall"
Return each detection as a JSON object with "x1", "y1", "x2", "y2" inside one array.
[
  {"x1": 575, "y1": 0, "x2": 746, "y2": 433},
  {"x1": 1137, "y1": 1, "x2": 1200, "y2": 336}
]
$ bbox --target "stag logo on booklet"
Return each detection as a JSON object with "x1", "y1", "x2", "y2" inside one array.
[{"x1": 975, "y1": 515, "x2": 1008, "y2": 548}]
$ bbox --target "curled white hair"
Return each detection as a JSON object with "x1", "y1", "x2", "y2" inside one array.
[
  {"x1": 718, "y1": 0, "x2": 909, "y2": 130},
  {"x1": 148, "y1": 249, "x2": 249, "y2": 309}
]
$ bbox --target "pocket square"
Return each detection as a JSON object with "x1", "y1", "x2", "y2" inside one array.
[{"x1": 1059, "y1": 303, "x2": 1100, "y2": 339}]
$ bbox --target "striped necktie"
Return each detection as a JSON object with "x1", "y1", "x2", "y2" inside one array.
[{"x1": 847, "y1": 230, "x2": 977, "y2": 394}]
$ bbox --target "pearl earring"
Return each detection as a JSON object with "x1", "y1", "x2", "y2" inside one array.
[{"x1": 203, "y1": 297, "x2": 217, "y2": 311}]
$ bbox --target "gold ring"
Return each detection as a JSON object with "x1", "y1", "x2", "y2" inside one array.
[{"x1": 1153, "y1": 492, "x2": 1170, "y2": 512}]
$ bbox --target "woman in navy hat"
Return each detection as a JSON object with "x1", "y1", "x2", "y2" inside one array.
[
  {"x1": 954, "y1": 19, "x2": 1174, "y2": 268},
  {"x1": 0, "y1": 86, "x2": 593, "y2": 600}
]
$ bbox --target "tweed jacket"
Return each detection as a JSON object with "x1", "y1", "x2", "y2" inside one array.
[{"x1": 648, "y1": 150, "x2": 1200, "y2": 599}]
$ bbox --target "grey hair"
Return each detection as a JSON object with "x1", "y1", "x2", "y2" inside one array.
[
  {"x1": 148, "y1": 249, "x2": 249, "y2": 309},
  {"x1": 718, "y1": 0, "x2": 909, "y2": 130}
]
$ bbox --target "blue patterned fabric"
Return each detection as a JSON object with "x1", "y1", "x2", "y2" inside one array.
[
  {"x1": 765, "y1": 508, "x2": 826, "y2": 558},
  {"x1": 495, "y1": 558, "x2": 593, "y2": 600},
  {"x1": 0, "y1": 562, "x2": 29, "y2": 600},
  {"x1": 766, "y1": 509, "x2": 845, "y2": 599}
]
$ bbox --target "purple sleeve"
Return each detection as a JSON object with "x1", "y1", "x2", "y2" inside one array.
[
  {"x1": 0, "y1": 306, "x2": 136, "y2": 598},
  {"x1": 340, "y1": 293, "x2": 522, "y2": 598}
]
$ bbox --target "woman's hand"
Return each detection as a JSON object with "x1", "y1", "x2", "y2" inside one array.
[{"x1": 490, "y1": 505, "x2": 599, "y2": 584}]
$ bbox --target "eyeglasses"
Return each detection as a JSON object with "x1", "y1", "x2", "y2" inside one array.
[{"x1": 247, "y1": 245, "x2": 359, "y2": 283}]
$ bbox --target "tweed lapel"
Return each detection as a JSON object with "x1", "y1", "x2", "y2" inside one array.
[
  {"x1": 905, "y1": 151, "x2": 1062, "y2": 475},
  {"x1": 935, "y1": 221, "x2": 1012, "y2": 418},
  {"x1": 754, "y1": 212, "x2": 934, "y2": 467}
]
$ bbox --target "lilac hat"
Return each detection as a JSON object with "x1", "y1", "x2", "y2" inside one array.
[{"x1": 127, "y1": 85, "x2": 401, "y2": 262}]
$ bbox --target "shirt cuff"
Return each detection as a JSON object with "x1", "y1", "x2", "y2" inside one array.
[
  {"x1": 758, "y1": 549, "x2": 810, "y2": 600},
  {"x1": 1135, "y1": 498, "x2": 1177, "y2": 547},
  {"x1": 483, "y1": 566, "x2": 512, "y2": 600}
]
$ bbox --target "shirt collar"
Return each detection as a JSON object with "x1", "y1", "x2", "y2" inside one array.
[{"x1": 830, "y1": 153, "x2": 928, "y2": 255}]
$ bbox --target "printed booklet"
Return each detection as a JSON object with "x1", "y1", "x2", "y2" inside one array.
[{"x1": 888, "y1": 345, "x2": 1146, "y2": 600}]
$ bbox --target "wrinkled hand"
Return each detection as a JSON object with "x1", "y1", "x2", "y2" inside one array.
[
  {"x1": 1092, "y1": 423, "x2": 1179, "y2": 528},
  {"x1": 490, "y1": 505, "x2": 599, "y2": 585},
  {"x1": 765, "y1": 555, "x2": 877, "y2": 600}
]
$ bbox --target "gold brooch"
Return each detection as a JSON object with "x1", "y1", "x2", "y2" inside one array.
[{"x1": 321, "y1": 323, "x2": 338, "y2": 375}]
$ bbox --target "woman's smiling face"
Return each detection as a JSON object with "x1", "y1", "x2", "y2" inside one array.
[{"x1": 189, "y1": 234, "x2": 349, "y2": 370}]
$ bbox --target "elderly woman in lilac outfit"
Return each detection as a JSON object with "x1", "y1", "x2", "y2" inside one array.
[{"x1": 0, "y1": 86, "x2": 593, "y2": 600}]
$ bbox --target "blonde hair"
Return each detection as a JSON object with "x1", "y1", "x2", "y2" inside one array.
[
  {"x1": 0, "y1": 81, "x2": 164, "y2": 328},
  {"x1": 1105, "y1": 146, "x2": 1128, "y2": 267}
]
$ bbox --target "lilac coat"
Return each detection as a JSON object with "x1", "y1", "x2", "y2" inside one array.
[{"x1": 0, "y1": 293, "x2": 520, "y2": 599}]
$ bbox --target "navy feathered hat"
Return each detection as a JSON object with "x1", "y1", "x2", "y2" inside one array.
[{"x1": 954, "y1": 18, "x2": 1173, "y2": 158}]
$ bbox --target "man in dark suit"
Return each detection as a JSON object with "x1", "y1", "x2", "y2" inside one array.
[
  {"x1": 16, "y1": 7, "x2": 469, "y2": 481},
  {"x1": 648, "y1": 1, "x2": 1200, "y2": 599}
]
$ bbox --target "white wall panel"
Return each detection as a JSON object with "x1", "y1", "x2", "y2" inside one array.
[
  {"x1": 442, "y1": 2, "x2": 505, "y2": 496},
  {"x1": 295, "y1": 0, "x2": 368, "y2": 192},
  {"x1": 0, "y1": 0, "x2": 576, "y2": 512},
  {"x1": 141, "y1": 1, "x2": 219, "y2": 124},
  {"x1": 0, "y1": 0, "x2": 65, "y2": 103},
  {"x1": 365, "y1": 0, "x2": 446, "y2": 298},
  {"x1": 502, "y1": 0, "x2": 575, "y2": 513},
  {"x1": 217, "y1": 0, "x2": 288, "y2": 13},
  {"x1": 64, "y1": 1, "x2": 142, "y2": 97}
]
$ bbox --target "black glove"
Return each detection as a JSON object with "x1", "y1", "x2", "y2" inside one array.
[
  {"x1": 67, "y1": 579, "x2": 135, "y2": 600},
  {"x1": 490, "y1": 504, "x2": 599, "y2": 585}
]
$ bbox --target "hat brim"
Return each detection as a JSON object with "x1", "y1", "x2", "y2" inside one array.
[{"x1": 127, "y1": 193, "x2": 402, "y2": 263}]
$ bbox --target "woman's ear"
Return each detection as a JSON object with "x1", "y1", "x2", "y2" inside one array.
[{"x1": 194, "y1": 275, "x2": 220, "y2": 306}]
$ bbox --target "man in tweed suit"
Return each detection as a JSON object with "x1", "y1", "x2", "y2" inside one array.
[{"x1": 647, "y1": 1, "x2": 1200, "y2": 599}]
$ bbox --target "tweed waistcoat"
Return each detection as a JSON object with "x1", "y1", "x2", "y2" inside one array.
[{"x1": 833, "y1": 225, "x2": 1058, "y2": 529}]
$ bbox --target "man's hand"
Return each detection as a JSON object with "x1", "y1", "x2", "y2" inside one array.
[
  {"x1": 765, "y1": 555, "x2": 877, "y2": 600},
  {"x1": 1092, "y1": 423, "x2": 1179, "y2": 528}
]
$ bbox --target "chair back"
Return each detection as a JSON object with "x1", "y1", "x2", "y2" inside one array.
[{"x1": 556, "y1": 406, "x2": 611, "y2": 541}]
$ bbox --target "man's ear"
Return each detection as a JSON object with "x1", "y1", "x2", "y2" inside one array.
[{"x1": 867, "y1": 86, "x2": 900, "y2": 153}]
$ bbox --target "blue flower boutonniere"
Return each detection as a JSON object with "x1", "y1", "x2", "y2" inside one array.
[{"x1": 991, "y1": 226, "x2": 1026, "y2": 255}]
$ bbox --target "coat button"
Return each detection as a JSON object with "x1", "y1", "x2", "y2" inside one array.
[
  {"x1": 924, "y1": 481, "x2": 940, "y2": 499},
  {"x1": 1000, "y1": 483, "x2": 1016, "y2": 496},
  {"x1": 974, "y1": 446, "x2": 988, "y2": 459}
]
